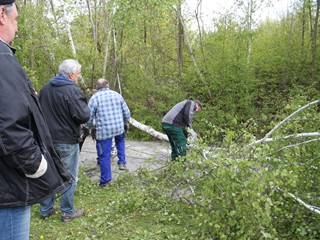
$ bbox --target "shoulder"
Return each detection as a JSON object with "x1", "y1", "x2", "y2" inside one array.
[
  {"x1": 68, "y1": 84, "x2": 86, "y2": 97},
  {"x1": 0, "y1": 41, "x2": 13, "y2": 55}
]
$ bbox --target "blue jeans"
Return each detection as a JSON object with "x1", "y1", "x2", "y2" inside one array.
[
  {"x1": 40, "y1": 143, "x2": 80, "y2": 215},
  {"x1": 115, "y1": 133, "x2": 126, "y2": 165},
  {"x1": 96, "y1": 133, "x2": 126, "y2": 185},
  {"x1": 0, "y1": 206, "x2": 30, "y2": 240}
]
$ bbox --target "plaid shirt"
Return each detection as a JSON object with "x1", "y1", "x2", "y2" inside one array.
[{"x1": 86, "y1": 88, "x2": 130, "y2": 140}]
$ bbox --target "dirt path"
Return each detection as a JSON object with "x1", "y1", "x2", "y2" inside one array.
[{"x1": 80, "y1": 138, "x2": 171, "y2": 183}]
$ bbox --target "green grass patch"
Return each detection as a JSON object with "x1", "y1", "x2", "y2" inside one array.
[{"x1": 29, "y1": 169, "x2": 188, "y2": 240}]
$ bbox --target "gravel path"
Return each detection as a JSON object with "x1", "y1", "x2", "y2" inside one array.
[{"x1": 79, "y1": 137, "x2": 170, "y2": 183}]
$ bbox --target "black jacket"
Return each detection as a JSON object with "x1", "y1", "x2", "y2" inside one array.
[
  {"x1": 39, "y1": 75, "x2": 90, "y2": 144},
  {"x1": 162, "y1": 100, "x2": 196, "y2": 129},
  {"x1": 0, "y1": 40, "x2": 73, "y2": 208}
]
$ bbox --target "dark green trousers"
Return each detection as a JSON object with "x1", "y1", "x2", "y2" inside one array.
[{"x1": 162, "y1": 122, "x2": 187, "y2": 161}]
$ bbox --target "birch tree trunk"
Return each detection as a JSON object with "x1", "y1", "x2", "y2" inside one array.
[
  {"x1": 86, "y1": 0, "x2": 97, "y2": 48},
  {"x1": 112, "y1": 26, "x2": 122, "y2": 95},
  {"x1": 246, "y1": 0, "x2": 253, "y2": 64},
  {"x1": 129, "y1": 118, "x2": 168, "y2": 141},
  {"x1": 195, "y1": 0, "x2": 208, "y2": 72},
  {"x1": 178, "y1": 12, "x2": 213, "y2": 99},
  {"x1": 311, "y1": 0, "x2": 320, "y2": 81},
  {"x1": 60, "y1": 0, "x2": 89, "y2": 92},
  {"x1": 176, "y1": 0, "x2": 184, "y2": 73},
  {"x1": 49, "y1": 0, "x2": 60, "y2": 37}
]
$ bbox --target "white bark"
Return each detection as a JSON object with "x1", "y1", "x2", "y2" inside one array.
[
  {"x1": 112, "y1": 27, "x2": 122, "y2": 95},
  {"x1": 102, "y1": 30, "x2": 111, "y2": 78},
  {"x1": 177, "y1": 12, "x2": 212, "y2": 99},
  {"x1": 250, "y1": 99, "x2": 320, "y2": 146},
  {"x1": 255, "y1": 132, "x2": 320, "y2": 143},
  {"x1": 60, "y1": 1, "x2": 88, "y2": 92},
  {"x1": 86, "y1": 0, "x2": 97, "y2": 46},
  {"x1": 276, "y1": 187, "x2": 320, "y2": 214},
  {"x1": 275, "y1": 137, "x2": 320, "y2": 153},
  {"x1": 129, "y1": 118, "x2": 168, "y2": 141}
]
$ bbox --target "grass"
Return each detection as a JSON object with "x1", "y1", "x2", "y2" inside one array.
[{"x1": 29, "y1": 168, "x2": 188, "y2": 240}]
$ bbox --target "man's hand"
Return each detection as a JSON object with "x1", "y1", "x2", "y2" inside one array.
[
  {"x1": 79, "y1": 125, "x2": 90, "y2": 142},
  {"x1": 91, "y1": 127, "x2": 96, "y2": 141},
  {"x1": 82, "y1": 126, "x2": 90, "y2": 138},
  {"x1": 124, "y1": 123, "x2": 129, "y2": 134}
]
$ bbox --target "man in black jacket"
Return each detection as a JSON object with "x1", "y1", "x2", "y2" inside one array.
[
  {"x1": 0, "y1": 1, "x2": 73, "y2": 239},
  {"x1": 39, "y1": 59, "x2": 90, "y2": 222}
]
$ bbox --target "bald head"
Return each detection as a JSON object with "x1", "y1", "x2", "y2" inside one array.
[{"x1": 96, "y1": 78, "x2": 109, "y2": 90}]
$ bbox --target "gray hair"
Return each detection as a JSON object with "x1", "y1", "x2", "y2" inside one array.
[
  {"x1": 3, "y1": 4, "x2": 14, "y2": 16},
  {"x1": 96, "y1": 78, "x2": 109, "y2": 90},
  {"x1": 58, "y1": 59, "x2": 81, "y2": 77}
]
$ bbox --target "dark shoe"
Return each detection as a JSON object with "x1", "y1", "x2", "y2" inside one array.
[
  {"x1": 118, "y1": 164, "x2": 127, "y2": 170},
  {"x1": 99, "y1": 182, "x2": 111, "y2": 188},
  {"x1": 40, "y1": 207, "x2": 57, "y2": 220},
  {"x1": 61, "y1": 209, "x2": 85, "y2": 222}
]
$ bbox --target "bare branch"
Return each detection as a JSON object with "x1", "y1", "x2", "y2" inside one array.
[
  {"x1": 250, "y1": 99, "x2": 320, "y2": 146},
  {"x1": 275, "y1": 137, "x2": 320, "y2": 153},
  {"x1": 276, "y1": 187, "x2": 320, "y2": 214}
]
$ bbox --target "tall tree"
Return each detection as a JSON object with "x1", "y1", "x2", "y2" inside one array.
[{"x1": 312, "y1": 0, "x2": 320, "y2": 81}]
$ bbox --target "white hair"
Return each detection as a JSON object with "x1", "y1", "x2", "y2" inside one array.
[{"x1": 58, "y1": 59, "x2": 81, "y2": 77}]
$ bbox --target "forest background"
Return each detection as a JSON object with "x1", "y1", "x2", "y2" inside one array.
[
  {"x1": 14, "y1": 0, "x2": 320, "y2": 238},
  {"x1": 16, "y1": 0, "x2": 317, "y2": 141}
]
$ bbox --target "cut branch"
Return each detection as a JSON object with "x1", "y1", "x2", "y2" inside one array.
[
  {"x1": 275, "y1": 137, "x2": 320, "y2": 153},
  {"x1": 129, "y1": 118, "x2": 168, "y2": 141},
  {"x1": 276, "y1": 187, "x2": 320, "y2": 214},
  {"x1": 250, "y1": 99, "x2": 320, "y2": 146}
]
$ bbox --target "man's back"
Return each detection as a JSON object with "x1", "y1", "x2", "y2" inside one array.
[
  {"x1": 39, "y1": 75, "x2": 90, "y2": 144},
  {"x1": 88, "y1": 88, "x2": 130, "y2": 140}
]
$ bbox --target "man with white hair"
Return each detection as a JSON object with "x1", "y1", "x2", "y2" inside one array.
[{"x1": 39, "y1": 59, "x2": 90, "y2": 222}]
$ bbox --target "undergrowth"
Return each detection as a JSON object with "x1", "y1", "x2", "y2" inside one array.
[{"x1": 30, "y1": 101, "x2": 320, "y2": 239}]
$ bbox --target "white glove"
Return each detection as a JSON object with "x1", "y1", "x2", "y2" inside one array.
[
  {"x1": 188, "y1": 129, "x2": 198, "y2": 143},
  {"x1": 25, "y1": 155, "x2": 48, "y2": 178}
]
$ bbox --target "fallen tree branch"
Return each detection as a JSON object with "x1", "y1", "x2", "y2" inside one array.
[
  {"x1": 274, "y1": 137, "x2": 320, "y2": 153},
  {"x1": 129, "y1": 118, "x2": 168, "y2": 141},
  {"x1": 275, "y1": 187, "x2": 320, "y2": 214},
  {"x1": 255, "y1": 132, "x2": 320, "y2": 144},
  {"x1": 250, "y1": 99, "x2": 320, "y2": 146}
]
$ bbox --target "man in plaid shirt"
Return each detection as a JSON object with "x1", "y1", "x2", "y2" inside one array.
[{"x1": 86, "y1": 78, "x2": 130, "y2": 187}]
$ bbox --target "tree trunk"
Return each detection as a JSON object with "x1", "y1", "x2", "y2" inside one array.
[
  {"x1": 178, "y1": 12, "x2": 213, "y2": 99},
  {"x1": 311, "y1": 0, "x2": 320, "y2": 81},
  {"x1": 48, "y1": 0, "x2": 60, "y2": 37},
  {"x1": 86, "y1": 0, "x2": 97, "y2": 48},
  {"x1": 177, "y1": 1, "x2": 184, "y2": 73},
  {"x1": 247, "y1": 0, "x2": 253, "y2": 64},
  {"x1": 112, "y1": 26, "x2": 122, "y2": 95},
  {"x1": 195, "y1": 0, "x2": 208, "y2": 72},
  {"x1": 301, "y1": 0, "x2": 306, "y2": 49},
  {"x1": 129, "y1": 118, "x2": 168, "y2": 141}
]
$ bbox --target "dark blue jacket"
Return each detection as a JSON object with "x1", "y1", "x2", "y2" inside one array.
[
  {"x1": 39, "y1": 74, "x2": 90, "y2": 144},
  {"x1": 0, "y1": 40, "x2": 73, "y2": 208}
]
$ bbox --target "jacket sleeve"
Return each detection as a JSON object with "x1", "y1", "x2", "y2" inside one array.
[
  {"x1": 0, "y1": 54, "x2": 43, "y2": 175},
  {"x1": 68, "y1": 88, "x2": 91, "y2": 125},
  {"x1": 183, "y1": 100, "x2": 195, "y2": 129}
]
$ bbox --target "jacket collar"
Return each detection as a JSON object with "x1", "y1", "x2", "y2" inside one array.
[{"x1": 0, "y1": 38, "x2": 16, "y2": 54}]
